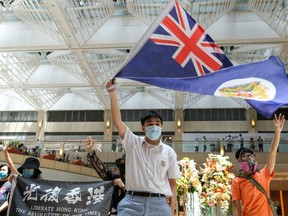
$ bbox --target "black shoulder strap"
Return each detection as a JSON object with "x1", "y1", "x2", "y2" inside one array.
[{"x1": 244, "y1": 176, "x2": 277, "y2": 216}]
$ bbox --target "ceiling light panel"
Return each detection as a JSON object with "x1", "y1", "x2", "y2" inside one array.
[
  {"x1": 0, "y1": 53, "x2": 40, "y2": 86},
  {"x1": 126, "y1": 0, "x2": 170, "y2": 25},
  {"x1": 11, "y1": 0, "x2": 65, "y2": 42},
  {"x1": 231, "y1": 46, "x2": 282, "y2": 63},
  {"x1": 185, "y1": 0, "x2": 236, "y2": 29},
  {"x1": 24, "y1": 88, "x2": 65, "y2": 110},
  {"x1": 0, "y1": 90, "x2": 28, "y2": 102},
  {"x1": 183, "y1": 92, "x2": 205, "y2": 109},
  {"x1": 84, "y1": 49, "x2": 127, "y2": 84},
  {"x1": 146, "y1": 87, "x2": 175, "y2": 109},
  {"x1": 126, "y1": 0, "x2": 235, "y2": 28},
  {"x1": 248, "y1": 0, "x2": 288, "y2": 39},
  {"x1": 62, "y1": 0, "x2": 115, "y2": 44},
  {"x1": 74, "y1": 88, "x2": 104, "y2": 109},
  {"x1": 103, "y1": 87, "x2": 137, "y2": 106},
  {"x1": 48, "y1": 51, "x2": 87, "y2": 82}
]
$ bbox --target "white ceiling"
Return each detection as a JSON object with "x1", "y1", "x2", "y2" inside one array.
[{"x1": 0, "y1": 0, "x2": 287, "y2": 111}]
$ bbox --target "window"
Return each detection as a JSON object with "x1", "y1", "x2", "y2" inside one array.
[
  {"x1": 184, "y1": 108, "x2": 246, "y2": 121},
  {"x1": 47, "y1": 110, "x2": 104, "y2": 122},
  {"x1": 0, "y1": 111, "x2": 38, "y2": 122}
]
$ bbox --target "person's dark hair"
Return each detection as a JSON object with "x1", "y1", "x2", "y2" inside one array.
[
  {"x1": 140, "y1": 110, "x2": 163, "y2": 126},
  {"x1": 0, "y1": 163, "x2": 11, "y2": 177},
  {"x1": 235, "y1": 147, "x2": 254, "y2": 160},
  {"x1": 115, "y1": 154, "x2": 126, "y2": 167},
  {"x1": 18, "y1": 143, "x2": 24, "y2": 149}
]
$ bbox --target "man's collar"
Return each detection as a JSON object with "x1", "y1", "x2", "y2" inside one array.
[{"x1": 142, "y1": 139, "x2": 163, "y2": 149}]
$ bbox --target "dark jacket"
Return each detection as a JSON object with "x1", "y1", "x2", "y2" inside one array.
[{"x1": 88, "y1": 152, "x2": 126, "y2": 214}]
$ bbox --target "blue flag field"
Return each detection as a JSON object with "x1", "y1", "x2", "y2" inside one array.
[{"x1": 115, "y1": 0, "x2": 288, "y2": 118}]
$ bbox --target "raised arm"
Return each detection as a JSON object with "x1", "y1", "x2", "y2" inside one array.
[
  {"x1": 85, "y1": 136, "x2": 113, "y2": 180},
  {"x1": 3, "y1": 140, "x2": 19, "y2": 175},
  {"x1": 86, "y1": 136, "x2": 94, "y2": 156},
  {"x1": 267, "y1": 113, "x2": 285, "y2": 174},
  {"x1": 106, "y1": 79, "x2": 127, "y2": 139}
]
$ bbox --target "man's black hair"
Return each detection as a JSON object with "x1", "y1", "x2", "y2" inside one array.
[
  {"x1": 235, "y1": 147, "x2": 254, "y2": 160},
  {"x1": 140, "y1": 110, "x2": 163, "y2": 126}
]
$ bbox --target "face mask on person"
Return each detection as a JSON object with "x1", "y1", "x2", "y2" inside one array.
[
  {"x1": 240, "y1": 157, "x2": 258, "y2": 172},
  {"x1": 22, "y1": 169, "x2": 35, "y2": 178},
  {"x1": 145, "y1": 125, "x2": 162, "y2": 141},
  {"x1": 0, "y1": 171, "x2": 8, "y2": 179}
]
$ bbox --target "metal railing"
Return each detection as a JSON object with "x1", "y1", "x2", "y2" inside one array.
[{"x1": 2, "y1": 138, "x2": 288, "y2": 163}]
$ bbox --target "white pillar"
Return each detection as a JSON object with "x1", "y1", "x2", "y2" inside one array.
[{"x1": 36, "y1": 110, "x2": 46, "y2": 141}]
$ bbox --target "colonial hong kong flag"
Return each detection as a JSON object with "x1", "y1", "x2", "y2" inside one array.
[
  {"x1": 115, "y1": 0, "x2": 288, "y2": 118},
  {"x1": 116, "y1": 0, "x2": 232, "y2": 79}
]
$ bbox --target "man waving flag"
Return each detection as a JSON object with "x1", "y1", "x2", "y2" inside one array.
[{"x1": 115, "y1": 0, "x2": 288, "y2": 118}]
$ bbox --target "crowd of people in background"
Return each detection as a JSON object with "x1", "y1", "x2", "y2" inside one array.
[
  {"x1": 0, "y1": 138, "x2": 128, "y2": 171},
  {"x1": 3, "y1": 142, "x2": 41, "y2": 157},
  {"x1": 1, "y1": 133, "x2": 274, "y2": 170},
  {"x1": 193, "y1": 134, "x2": 270, "y2": 153},
  {"x1": 223, "y1": 134, "x2": 266, "y2": 153}
]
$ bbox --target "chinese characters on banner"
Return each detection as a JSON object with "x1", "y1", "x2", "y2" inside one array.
[{"x1": 8, "y1": 176, "x2": 114, "y2": 216}]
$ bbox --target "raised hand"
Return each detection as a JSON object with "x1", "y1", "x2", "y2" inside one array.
[
  {"x1": 106, "y1": 79, "x2": 117, "y2": 92},
  {"x1": 113, "y1": 178, "x2": 125, "y2": 190},
  {"x1": 85, "y1": 136, "x2": 94, "y2": 156},
  {"x1": 3, "y1": 140, "x2": 10, "y2": 152},
  {"x1": 273, "y1": 113, "x2": 285, "y2": 133}
]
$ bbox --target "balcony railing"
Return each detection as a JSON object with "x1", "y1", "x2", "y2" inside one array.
[{"x1": 2, "y1": 139, "x2": 288, "y2": 166}]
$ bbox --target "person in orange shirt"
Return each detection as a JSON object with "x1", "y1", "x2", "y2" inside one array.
[{"x1": 232, "y1": 113, "x2": 285, "y2": 216}]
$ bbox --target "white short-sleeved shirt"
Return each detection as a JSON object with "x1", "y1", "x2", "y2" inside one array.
[{"x1": 121, "y1": 127, "x2": 181, "y2": 197}]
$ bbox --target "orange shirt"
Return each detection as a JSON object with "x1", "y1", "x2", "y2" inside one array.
[{"x1": 231, "y1": 165, "x2": 274, "y2": 216}]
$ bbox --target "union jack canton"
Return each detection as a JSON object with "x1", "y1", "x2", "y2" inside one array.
[
  {"x1": 150, "y1": 1, "x2": 232, "y2": 76},
  {"x1": 115, "y1": 0, "x2": 232, "y2": 79}
]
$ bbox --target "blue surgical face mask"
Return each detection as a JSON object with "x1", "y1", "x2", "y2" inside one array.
[
  {"x1": 0, "y1": 171, "x2": 8, "y2": 179},
  {"x1": 145, "y1": 125, "x2": 162, "y2": 141},
  {"x1": 22, "y1": 169, "x2": 34, "y2": 178}
]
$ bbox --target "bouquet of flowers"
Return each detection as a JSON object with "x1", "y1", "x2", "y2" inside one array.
[
  {"x1": 177, "y1": 157, "x2": 201, "y2": 197},
  {"x1": 199, "y1": 154, "x2": 234, "y2": 213}
]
